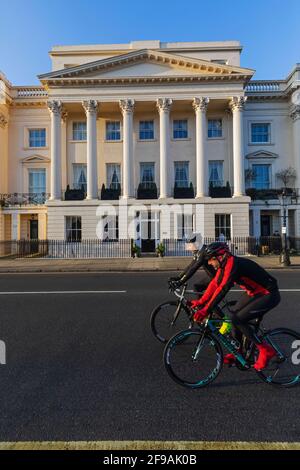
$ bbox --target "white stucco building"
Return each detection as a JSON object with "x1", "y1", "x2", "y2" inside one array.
[{"x1": 0, "y1": 40, "x2": 300, "y2": 253}]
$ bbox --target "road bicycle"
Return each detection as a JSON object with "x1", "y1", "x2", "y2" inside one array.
[
  {"x1": 163, "y1": 290, "x2": 300, "y2": 388},
  {"x1": 150, "y1": 283, "x2": 208, "y2": 343}
]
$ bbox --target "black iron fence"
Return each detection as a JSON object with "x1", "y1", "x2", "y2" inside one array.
[
  {"x1": 164, "y1": 236, "x2": 300, "y2": 257},
  {"x1": 1, "y1": 237, "x2": 300, "y2": 259},
  {"x1": 0, "y1": 239, "x2": 132, "y2": 259}
]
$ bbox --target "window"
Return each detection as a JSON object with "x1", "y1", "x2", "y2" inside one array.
[
  {"x1": 139, "y1": 121, "x2": 154, "y2": 140},
  {"x1": 174, "y1": 161, "x2": 189, "y2": 188},
  {"x1": 29, "y1": 169, "x2": 46, "y2": 194},
  {"x1": 176, "y1": 213, "x2": 194, "y2": 240},
  {"x1": 29, "y1": 129, "x2": 46, "y2": 147},
  {"x1": 106, "y1": 121, "x2": 121, "y2": 141},
  {"x1": 252, "y1": 164, "x2": 271, "y2": 189},
  {"x1": 73, "y1": 164, "x2": 87, "y2": 191},
  {"x1": 209, "y1": 161, "x2": 224, "y2": 187},
  {"x1": 106, "y1": 164, "x2": 121, "y2": 190},
  {"x1": 140, "y1": 162, "x2": 155, "y2": 188},
  {"x1": 215, "y1": 214, "x2": 231, "y2": 240},
  {"x1": 66, "y1": 216, "x2": 82, "y2": 242},
  {"x1": 208, "y1": 119, "x2": 222, "y2": 138},
  {"x1": 173, "y1": 120, "x2": 188, "y2": 139},
  {"x1": 103, "y1": 216, "x2": 119, "y2": 241},
  {"x1": 251, "y1": 123, "x2": 271, "y2": 143},
  {"x1": 73, "y1": 122, "x2": 87, "y2": 141}
]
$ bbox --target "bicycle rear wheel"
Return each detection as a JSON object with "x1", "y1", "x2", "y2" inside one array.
[
  {"x1": 256, "y1": 328, "x2": 300, "y2": 387},
  {"x1": 150, "y1": 300, "x2": 192, "y2": 343},
  {"x1": 163, "y1": 329, "x2": 223, "y2": 388}
]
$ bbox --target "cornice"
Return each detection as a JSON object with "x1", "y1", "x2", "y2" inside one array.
[
  {"x1": 11, "y1": 101, "x2": 47, "y2": 108},
  {"x1": 246, "y1": 95, "x2": 288, "y2": 102},
  {"x1": 43, "y1": 74, "x2": 251, "y2": 88},
  {"x1": 49, "y1": 44, "x2": 243, "y2": 56}
]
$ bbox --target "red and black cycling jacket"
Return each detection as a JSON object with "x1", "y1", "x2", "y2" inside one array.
[{"x1": 199, "y1": 255, "x2": 278, "y2": 313}]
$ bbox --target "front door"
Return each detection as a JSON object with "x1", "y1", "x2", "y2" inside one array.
[
  {"x1": 30, "y1": 220, "x2": 38, "y2": 240},
  {"x1": 140, "y1": 211, "x2": 159, "y2": 253},
  {"x1": 261, "y1": 215, "x2": 271, "y2": 236}
]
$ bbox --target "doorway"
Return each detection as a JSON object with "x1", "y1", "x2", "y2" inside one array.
[
  {"x1": 260, "y1": 214, "x2": 271, "y2": 236},
  {"x1": 139, "y1": 211, "x2": 159, "y2": 253},
  {"x1": 30, "y1": 219, "x2": 39, "y2": 240}
]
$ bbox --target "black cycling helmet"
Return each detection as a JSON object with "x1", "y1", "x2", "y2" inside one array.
[{"x1": 204, "y1": 242, "x2": 230, "y2": 259}]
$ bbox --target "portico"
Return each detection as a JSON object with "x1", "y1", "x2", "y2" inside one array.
[{"x1": 45, "y1": 95, "x2": 248, "y2": 202}]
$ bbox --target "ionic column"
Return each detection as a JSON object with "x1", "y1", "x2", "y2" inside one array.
[
  {"x1": 0, "y1": 212, "x2": 4, "y2": 242},
  {"x1": 119, "y1": 99, "x2": 135, "y2": 199},
  {"x1": 38, "y1": 212, "x2": 47, "y2": 240},
  {"x1": 61, "y1": 110, "x2": 68, "y2": 193},
  {"x1": 83, "y1": 100, "x2": 98, "y2": 199},
  {"x1": 229, "y1": 96, "x2": 247, "y2": 197},
  {"x1": 290, "y1": 105, "x2": 300, "y2": 188},
  {"x1": 252, "y1": 209, "x2": 261, "y2": 238},
  {"x1": 47, "y1": 101, "x2": 62, "y2": 200},
  {"x1": 157, "y1": 98, "x2": 172, "y2": 198},
  {"x1": 11, "y1": 213, "x2": 21, "y2": 240},
  {"x1": 193, "y1": 97, "x2": 209, "y2": 197}
]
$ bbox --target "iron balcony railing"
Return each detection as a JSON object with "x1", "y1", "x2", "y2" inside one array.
[
  {"x1": 0, "y1": 193, "x2": 50, "y2": 207},
  {"x1": 245, "y1": 187, "x2": 299, "y2": 202}
]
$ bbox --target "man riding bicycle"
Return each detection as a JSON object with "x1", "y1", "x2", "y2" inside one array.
[{"x1": 170, "y1": 241, "x2": 281, "y2": 371}]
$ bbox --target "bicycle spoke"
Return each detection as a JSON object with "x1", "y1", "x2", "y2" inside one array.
[
  {"x1": 151, "y1": 301, "x2": 191, "y2": 343},
  {"x1": 257, "y1": 329, "x2": 300, "y2": 387},
  {"x1": 164, "y1": 330, "x2": 223, "y2": 388}
]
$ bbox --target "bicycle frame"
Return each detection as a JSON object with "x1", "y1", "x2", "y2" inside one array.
[
  {"x1": 197, "y1": 317, "x2": 249, "y2": 368},
  {"x1": 172, "y1": 285, "x2": 254, "y2": 368},
  {"x1": 172, "y1": 285, "x2": 193, "y2": 325}
]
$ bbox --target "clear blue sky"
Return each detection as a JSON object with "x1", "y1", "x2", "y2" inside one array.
[{"x1": 1, "y1": 0, "x2": 299, "y2": 85}]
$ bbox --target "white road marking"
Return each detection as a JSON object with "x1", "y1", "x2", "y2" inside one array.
[{"x1": 0, "y1": 290, "x2": 127, "y2": 295}]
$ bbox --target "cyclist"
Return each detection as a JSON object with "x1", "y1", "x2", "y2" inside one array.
[
  {"x1": 169, "y1": 236, "x2": 215, "y2": 292},
  {"x1": 188, "y1": 242, "x2": 281, "y2": 370}
]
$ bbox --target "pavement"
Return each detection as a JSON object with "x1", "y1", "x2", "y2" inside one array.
[
  {"x1": 0, "y1": 271, "x2": 299, "y2": 445},
  {"x1": 0, "y1": 255, "x2": 299, "y2": 273}
]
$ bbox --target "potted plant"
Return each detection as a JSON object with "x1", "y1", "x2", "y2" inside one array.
[
  {"x1": 131, "y1": 243, "x2": 141, "y2": 258},
  {"x1": 156, "y1": 242, "x2": 165, "y2": 257}
]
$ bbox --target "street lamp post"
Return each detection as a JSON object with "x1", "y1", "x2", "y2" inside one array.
[{"x1": 279, "y1": 189, "x2": 291, "y2": 266}]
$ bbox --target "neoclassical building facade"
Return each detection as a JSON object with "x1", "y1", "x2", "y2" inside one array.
[{"x1": 0, "y1": 40, "x2": 300, "y2": 251}]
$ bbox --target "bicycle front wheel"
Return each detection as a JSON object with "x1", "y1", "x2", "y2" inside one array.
[
  {"x1": 256, "y1": 328, "x2": 300, "y2": 387},
  {"x1": 150, "y1": 300, "x2": 192, "y2": 343},
  {"x1": 163, "y1": 329, "x2": 223, "y2": 388}
]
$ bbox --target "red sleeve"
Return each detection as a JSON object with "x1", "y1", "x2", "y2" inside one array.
[
  {"x1": 196, "y1": 274, "x2": 218, "y2": 305},
  {"x1": 202, "y1": 256, "x2": 236, "y2": 312}
]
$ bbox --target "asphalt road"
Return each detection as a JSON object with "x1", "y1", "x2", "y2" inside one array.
[{"x1": 0, "y1": 270, "x2": 299, "y2": 443}]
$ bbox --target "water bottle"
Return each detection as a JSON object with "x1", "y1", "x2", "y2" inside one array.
[
  {"x1": 219, "y1": 319, "x2": 240, "y2": 350},
  {"x1": 219, "y1": 318, "x2": 232, "y2": 335}
]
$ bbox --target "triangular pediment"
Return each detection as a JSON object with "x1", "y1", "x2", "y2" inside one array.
[
  {"x1": 246, "y1": 150, "x2": 279, "y2": 159},
  {"x1": 39, "y1": 49, "x2": 254, "y2": 84},
  {"x1": 21, "y1": 155, "x2": 50, "y2": 164}
]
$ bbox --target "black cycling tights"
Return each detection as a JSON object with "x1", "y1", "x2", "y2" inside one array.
[{"x1": 230, "y1": 291, "x2": 281, "y2": 345}]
